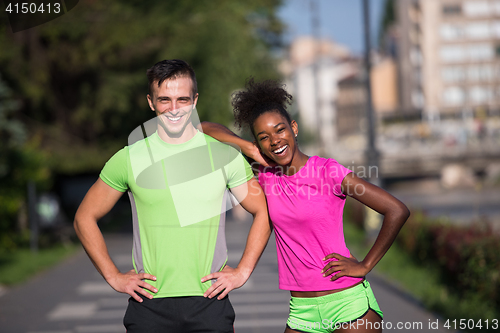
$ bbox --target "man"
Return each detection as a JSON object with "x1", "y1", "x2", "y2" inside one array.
[{"x1": 74, "y1": 59, "x2": 271, "y2": 332}]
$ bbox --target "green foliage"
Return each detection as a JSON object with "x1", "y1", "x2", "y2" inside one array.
[
  {"x1": 344, "y1": 205, "x2": 500, "y2": 331},
  {"x1": 380, "y1": 0, "x2": 396, "y2": 33},
  {"x1": 0, "y1": 74, "x2": 51, "y2": 253},
  {"x1": 396, "y1": 212, "x2": 500, "y2": 327},
  {"x1": 378, "y1": 0, "x2": 396, "y2": 51},
  {"x1": 0, "y1": 1, "x2": 284, "y2": 253},
  {"x1": 398, "y1": 213, "x2": 500, "y2": 309},
  {"x1": 0, "y1": 0, "x2": 284, "y2": 173}
]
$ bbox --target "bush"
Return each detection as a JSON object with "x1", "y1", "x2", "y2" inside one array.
[{"x1": 397, "y1": 212, "x2": 500, "y2": 319}]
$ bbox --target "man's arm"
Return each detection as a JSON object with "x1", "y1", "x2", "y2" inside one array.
[
  {"x1": 74, "y1": 179, "x2": 157, "y2": 302},
  {"x1": 201, "y1": 177, "x2": 271, "y2": 299},
  {"x1": 198, "y1": 122, "x2": 271, "y2": 166}
]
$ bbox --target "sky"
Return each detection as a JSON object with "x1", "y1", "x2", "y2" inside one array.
[{"x1": 277, "y1": 0, "x2": 387, "y2": 55}]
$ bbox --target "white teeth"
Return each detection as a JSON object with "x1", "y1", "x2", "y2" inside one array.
[
  {"x1": 167, "y1": 116, "x2": 181, "y2": 121},
  {"x1": 273, "y1": 145, "x2": 287, "y2": 154}
]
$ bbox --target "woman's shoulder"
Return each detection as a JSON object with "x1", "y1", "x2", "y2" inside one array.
[
  {"x1": 310, "y1": 156, "x2": 352, "y2": 181},
  {"x1": 309, "y1": 155, "x2": 343, "y2": 168}
]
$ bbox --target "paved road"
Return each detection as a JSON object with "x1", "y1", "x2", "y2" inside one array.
[{"x1": 0, "y1": 216, "x2": 454, "y2": 333}]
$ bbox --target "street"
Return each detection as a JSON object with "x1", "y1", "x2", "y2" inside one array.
[{"x1": 0, "y1": 215, "x2": 454, "y2": 333}]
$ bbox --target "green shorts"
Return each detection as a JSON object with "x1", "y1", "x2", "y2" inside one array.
[{"x1": 287, "y1": 280, "x2": 383, "y2": 333}]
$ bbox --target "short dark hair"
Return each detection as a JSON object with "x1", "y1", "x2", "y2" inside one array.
[
  {"x1": 232, "y1": 78, "x2": 293, "y2": 138},
  {"x1": 146, "y1": 59, "x2": 198, "y2": 97}
]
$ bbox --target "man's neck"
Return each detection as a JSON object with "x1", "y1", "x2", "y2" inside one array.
[{"x1": 157, "y1": 123, "x2": 198, "y2": 144}]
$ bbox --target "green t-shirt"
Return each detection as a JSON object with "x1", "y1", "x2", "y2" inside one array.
[{"x1": 100, "y1": 130, "x2": 253, "y2": 297}]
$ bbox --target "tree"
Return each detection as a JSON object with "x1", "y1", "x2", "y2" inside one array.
[
  {"x1": 0, "y1": 73, "x2": 50, "y2": 252},
  {"x1": 378, "y1": 0, "x2": 397, "y2": 57},
  {"x1": 0, "y1": 0, "x2": 284, "y2": 173}
]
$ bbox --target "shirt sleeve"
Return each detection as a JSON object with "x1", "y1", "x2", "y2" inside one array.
[
  {"x1": 99, "y1": 147, "x2": 129, "y2": 192},
  {"x1": 224, "y1": 148, "x2": 254, "y2": 189},
  {"x1": 325, "y1": 158, "x2": 353, "y2": 198}
]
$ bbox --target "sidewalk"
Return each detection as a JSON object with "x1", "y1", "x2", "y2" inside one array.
[{"x1": 0, "y1": 218, "x2": 455, "y2": 333}]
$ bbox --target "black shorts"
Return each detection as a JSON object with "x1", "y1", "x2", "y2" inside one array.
[{"x1": 123, "y1": 295, "x2": 235, "y2": 333}]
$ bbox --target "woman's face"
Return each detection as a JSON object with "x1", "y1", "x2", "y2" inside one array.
[{"x1": 253, "y1": 111, "x2": 298, "y2": 166}]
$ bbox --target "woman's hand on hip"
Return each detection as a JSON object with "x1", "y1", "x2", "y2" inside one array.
[{"x1": 321, "y1": 253, "x2": 369, "y2": 281}]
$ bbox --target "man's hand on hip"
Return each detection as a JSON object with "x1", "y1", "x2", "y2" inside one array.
[
  {"x1": 107, "y1": 269, "x2": 158, "y2": 302},
  {"x1": 201, "y1": 265, "x2": 249, "y2": 300}
]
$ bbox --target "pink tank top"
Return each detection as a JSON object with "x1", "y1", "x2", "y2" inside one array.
[{"x1": 258, "y1": 156, "x2": 363, "y2": 291}]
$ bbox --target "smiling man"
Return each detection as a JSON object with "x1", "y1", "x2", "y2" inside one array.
[
  {"x1": 147, "y1": 66, "x2": 198, "y2": 143},
  {"x1": 74, "y1": 59, "x2": 271, "y2": 332}
]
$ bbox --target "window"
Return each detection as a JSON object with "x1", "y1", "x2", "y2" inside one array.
[
  {"x1": 468, "y1": 65, "x2": 494, "y2": 82},
  {"x1": 408, "y1": 6, "x2": 420, "y2": 22},
  {"x1": 492, "y1": 22, "x2": 500, "y2": 38},
  {"x1": 494, "y1": 1, "x2": 500, "y2": 15},
  {"x1": 442, "y1": 67, "x2": 466, "y2": 83},
  {"x1": 410, "y1": 47, "x2": 423, "y2": 65},
  {"x1": 481, "y1": 66, "x2": 493, "y2": 81},
  {"x1": 468, "y1": 44, "x2": 494, "y2": 61},
  {"x1": 414, "y1": 69, "x2": 422, "y2": 84},
  {"x1": 443, "y1": 87, "x2": 465, "y2": 105},
  {"x1": 442, "y1": 4, "x2": 462, "y2": 15},
  {"x1": 466, "y1": 22, "x2": 490, "y2": 39},
  {"x1": 463, "y1": 1, "x2": 490, "y2": 17},
  {"x1": 469, "y1": 86, "x2": 493, "y2": 104},
  {"x1": 468, "y1": 66, "x2": 480, "y2": 81},
  {"x1": 440, "y1": 24, "x2": 464, "y2": 40},
  {"x1": 412, "y1": 90, "x2": 425, "y2": 108},
  {"x1": 440, "y1": 46, "x2": 466, "y2": 63},
  {"x1": 410, "y1": 27, "x2": 420, "y2": 44}
]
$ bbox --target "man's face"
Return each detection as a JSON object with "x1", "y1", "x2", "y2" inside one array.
[{"x1": 147, "y1": 76, "x2": 198, "y2": 136}]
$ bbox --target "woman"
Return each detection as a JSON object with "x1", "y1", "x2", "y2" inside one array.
[{"x1": 201, "y1": 79, "x2": 410, "y2": 333}]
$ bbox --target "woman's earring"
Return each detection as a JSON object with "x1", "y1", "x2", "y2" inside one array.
[{"x1": 295, "y1": 133, "x2": 297, "y2": 137}]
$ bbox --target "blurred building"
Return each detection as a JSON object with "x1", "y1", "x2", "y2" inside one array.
[
  {"x1": 371, "y1": 57, "x2": 400, "y2": 114},
  {"x1": 280, "y1": 37, "x2": 355, "y2": 154},
  {"x1": 281, "y1": 37, "x2": 398, "y2": 155},
  {"x1": 397, "y1": 0, "x2": 500, "y2": 119},
  {"x1": 336, "y1": 56, "x2": 399, "y2": 139},
  {"x1": 282, "y1": 22, "x2": 500, "y2": 180},
  {"x1": 336, "y1": 65, "x2": 365, "y2": 139}
]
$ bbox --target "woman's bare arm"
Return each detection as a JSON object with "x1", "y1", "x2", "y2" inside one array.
[
  {"x1": 198, "y1": 122, "x2": 271, "y2": 166},
  {"x1": 322, "y1": 173, "x2": 410, "y2": 280}
]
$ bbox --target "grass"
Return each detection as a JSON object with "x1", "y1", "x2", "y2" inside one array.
[
  {"x1": 344, "y1": 221, "x2": 500, "y2": 332},
  {"x1": 0, "y1": 244, "x2": 80, "y2": 285}
]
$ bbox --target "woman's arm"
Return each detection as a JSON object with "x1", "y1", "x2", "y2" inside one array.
[
  {"x1": 322, "y1": 172, "x2": 410, "y2": 280},
  {"x1": 198, "y1": 122, "x2": 272, "y2": 166}
]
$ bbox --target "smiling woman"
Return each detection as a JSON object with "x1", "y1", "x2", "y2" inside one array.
[
  {"x1": 200, "y1": 78, "x2": 410, "y2": 333},
  {"x1": 231, "y1": 78, "x2": 307, "y2": 175}
]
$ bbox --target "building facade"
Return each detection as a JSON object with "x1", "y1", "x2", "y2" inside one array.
[
  {"x1": 282, "y1": 37, "x2": 356, "y2": 154},
  {"x1": 397, "y1": 0, "x2": 500, "y2": 119}
]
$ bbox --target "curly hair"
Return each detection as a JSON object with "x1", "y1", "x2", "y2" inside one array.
[{"x1": 232, "y1": 78, "x2": 293, "y2": 136}]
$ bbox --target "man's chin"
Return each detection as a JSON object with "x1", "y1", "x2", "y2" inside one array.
[
  {"x1": 163, "y1": 127, "x2": 184, "y2": 137},
  {"x1": 159, "y1": 121, "x2": 191, "y2": 137}
]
